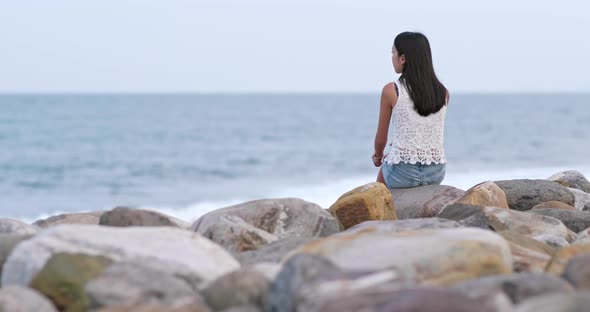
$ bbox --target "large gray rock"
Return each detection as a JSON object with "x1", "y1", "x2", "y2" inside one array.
[
  {"x1": 33, "y1": 211, "x2": 104, "y2": 228},
  {"x1": 192, "y1": 198, "x2": 339, "y2": 258},
  {"x1": 548, "y1": 170, "x2": 590, "y2": 194},
  {"x1": 529, "y1": 209, "x2": 590, "y2": 233},
  {"x1": 99, "y1": 207, "x2": 183, "y2": 228},
  {"x1": 345, "y1": 218, "x2": 462, "y2": 234},
  {"x1": 288, "y1": 228, "x2": 513, "y2": 285},
  {"x1": 495, "y1": 179, "x2": 575, "y2": 211},
  {"x1": 0, "y1": 234, "x2": 33, "y2": 284},
  {"x1": 515, "y1": 292, "x2": 590, "y2": 312},
  {"x1": 87, "y1": 262, "x2": 204, "y2": 309},
  {"x1": 1, "y1": 225, "x2": 240, "y2": 288},
  {"x1": 0, "y1": 218, "x2": 39, "y2": 235},
  {"x1": 202, "y1": 268, "x2": 269, "y2": 311},
  {"x1": 453, "y1": 273, "x2": 574, "y2": 304},
  {"x1": 266, "y1": 254, "x2": 342, "y2": 312},
  {"x1": 389, "y1": 185, "x2": 464, "y2": 219},
  {"x1": 568, "y1": 188, "x2": 590, "y2": 211},
  {"x1": 0, "y1": 285, "x2": 58, "y2": 312}
]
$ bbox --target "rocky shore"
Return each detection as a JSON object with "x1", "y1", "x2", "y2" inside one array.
[{"x1": 2, "y1": 170, "x2": 590, "y2": 311}]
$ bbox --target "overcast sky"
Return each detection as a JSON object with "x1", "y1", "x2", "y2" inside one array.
[{"x1": 1, "y1": 0, "x2": 589, "y2": 93}]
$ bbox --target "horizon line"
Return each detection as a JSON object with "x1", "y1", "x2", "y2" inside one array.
[{"x1": 0, "y1": 90, "x2": 589, "y2": 96}]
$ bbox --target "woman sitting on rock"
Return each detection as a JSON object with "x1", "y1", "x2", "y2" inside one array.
[{"x1": 373, "y1": 32, "x2": 449, "y2": 188}]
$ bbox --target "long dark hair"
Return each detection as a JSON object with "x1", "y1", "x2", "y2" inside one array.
[{"x1": 394, "y1": 32, "x2": 447, "y2": 116}]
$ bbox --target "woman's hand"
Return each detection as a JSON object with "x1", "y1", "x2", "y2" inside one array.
[{"x1": 372, "y1": 154, "x2": 383, "y2": 167}]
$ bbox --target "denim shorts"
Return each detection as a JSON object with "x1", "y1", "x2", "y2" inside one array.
[{"x1": 381, "y1": 161, "x2": 446, "y2": 189}]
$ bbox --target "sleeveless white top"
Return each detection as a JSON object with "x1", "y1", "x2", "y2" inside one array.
[{"x1": 383, "y1": 80, "x2": 447, "y2": 165}]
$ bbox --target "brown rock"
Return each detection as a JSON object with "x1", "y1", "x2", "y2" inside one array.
[
  {"x1": 454, "y1": 181, "x2": 509, "y2": 208},
  {"x1": 329, "y1": 182, "x2": 396, "y2": 230},
  {"x1": 532, "y1": 201, "x2": 577, "y2": 211},
  {"x1": 546, "y1": 244, "x2": 590, "y2": 274},
  {"x1": 33, "y1": 211, "x2": 103, "y2": 228},
  {"x1": 99, "y1": 207, "x2": 179, "y2": 227},
  {"x1": 389, "y1": 185, "x2": 465, "y2": 219},
  {"x1": 497, "y1": 230, "x2": 556, "y2": 273},
  {"x1": 529, "y1": 209, "x2": 590, "y2": 233}
]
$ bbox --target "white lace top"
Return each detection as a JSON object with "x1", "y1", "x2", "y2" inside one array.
[{"x1": 383, "y1": 80, "x2": 447, "y2": 165}]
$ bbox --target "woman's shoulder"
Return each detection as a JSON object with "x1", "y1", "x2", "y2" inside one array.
[{"x1": 381, "y1": 82, "x2": 399, "y2": 100}]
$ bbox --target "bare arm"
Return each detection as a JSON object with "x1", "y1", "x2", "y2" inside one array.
[{"x1": 373, "y1": 82, "x2": 398, "y2": 162}]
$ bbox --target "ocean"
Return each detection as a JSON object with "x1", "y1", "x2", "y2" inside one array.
[{"x1": 1, "y1": 93, "x2": 589, "y2": 223}]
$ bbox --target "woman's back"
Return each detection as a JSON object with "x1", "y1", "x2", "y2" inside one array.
[{"x1": 384, "y1": 80, "x2": 447, "y2": 166}]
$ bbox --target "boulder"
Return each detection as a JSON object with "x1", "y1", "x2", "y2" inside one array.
[
  {"x1": 266, "y1": 254, "x2": 342, "y2": 312},
  {"x1": 482, "y1": 207, "x2": 571, "y2": 246},
  {"x1": 453, "y1": 273, "x2": 574, "y2": 304},
  {"x1": 548, "y1": 170, "x2": 590, "y2": 193},
  {"x1": 497, "y1": 230, "x2": 556, "y2": 273},
  {"x1": 193, "y1": 198, "x2": 339, "y2": 257},
  {"x1": 236, "y1": 236, "x2": 310, "y2": 265},
  {"x1": 561, "y1": 253, "x2": 590, "y2": 290},
  {"x1": 309, "y1": 288, "x2": 508, "y2": 312},
  {"x1": 0, "y1": 285, "x2": 58, "y2": 312},
  {"x1": 532, "y1": 201, "x2": 577, "y2": 211},
  {"x1": 437, "y1": 203, "x2": 495, "y2": 229},
  {"x1": 2, "y1": 225, "x2": 240, "y2": 288},
  {"x1": 287, "y1": 228, "x2": 512, "y2": 285},
  {"x1": 495, "y1": 179, "x2": 575, "y2": 211},
  {"x1": 202, "y1": 268, "x2": 269, "y2": 311},
  {"x1": 30, "y1": 253, "x2": 113, "y2": 311},
  {"x1": 546, "y1": 244, "x2": 590, "y2": 274},
  {"x1": 345, "y1": 218, "x2": 462, "y2": 234},
  {"x1": 529, "y1": 209, "x2": 590, "y2": 233},
  {"x1": 573, "y1": 228, "x2": 590, "y2": 245},
  {"x1": 515, "y1": 292, "x2": 590, "y2": 312},
  {"x1": 568, "y1": 188, "x2": 590, "y2": 211},
  {"x1": 0, "y1": 234, "x2": 33, "y2": 284},
  {"x1": 329, "y1": 182, "x2": 396, "y2": 229},
  {"x1": 454, "y1": 181, "x2": 509, "y2": 208},
  {"x1": 0, "y1": 218, "x2": 39, "y2": 235},
  {"x1": 33, "y1": 211, "x2": 104, "y2": 228},
  {"x1": 97, "y1": 304, "x2": 211, "y2": 312},
  {"x1": 99, "y1": 207, "x2": 184, "y2": 228},
  {"x1": 389, "y1": 185, "x2": 464, "y2": 219},
  {"x1": 86, "y1": 261, "x2": 204, "y2": 310}
]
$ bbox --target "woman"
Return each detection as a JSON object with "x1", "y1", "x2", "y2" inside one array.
[{"x1": 373, "y1": 32, "x2": 449, "y2": 189}]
